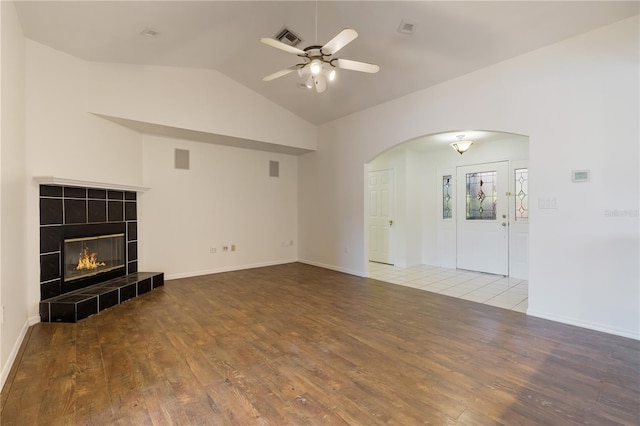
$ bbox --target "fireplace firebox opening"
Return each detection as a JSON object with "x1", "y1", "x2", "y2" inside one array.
[
  {"x1": 64, "y1": 233, "x2": 125, "y2": 283},
  {"x1": 60, "y1": 222, "x2": 127, "y2": 293}
]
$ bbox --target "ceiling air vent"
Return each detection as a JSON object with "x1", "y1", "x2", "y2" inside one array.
[
  {"x1": 397, "y1": 19, "x2": 416, "y2": 35},
  {"x1": 140, "y1": 27, "x2": 160, "y2": 38},
  {"x1": 275, "y1": 27, "x2": 303, "y2": 47}
]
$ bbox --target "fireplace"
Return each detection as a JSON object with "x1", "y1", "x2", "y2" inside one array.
[
  {"x1": 60, "y1": 222, "x2": 127, "y2": 292},
  {"x1": 38, "y1": 184, "x2": 139, "y2": 299},
  {"x1": 38, "y1": 182, "x2": 164, "y2": 323}
]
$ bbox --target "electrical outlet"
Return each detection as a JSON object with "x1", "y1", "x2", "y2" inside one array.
[{"x1": 223, "y1": 246, "x2": 229, "y2": 252}]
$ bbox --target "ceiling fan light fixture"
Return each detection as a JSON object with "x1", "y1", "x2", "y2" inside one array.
[
  {"x1": 310, "y1": 59, "x2": 323, "y2": 75},
  {"x1": 327, "y1": 68, "x2": 336, "y2": 81},
  {"x1": 450, "y1": 134, "x2": 474, "y2": 155},
  {"x1": 304, "y1": 75, "x2": 314, "y2": 89},
  {"x1": 313, "y1": 74, "x2": 327, "y2": 93}
]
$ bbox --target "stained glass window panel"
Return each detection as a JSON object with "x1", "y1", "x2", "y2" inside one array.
[
  {"x1": 442, "y1": 175, "x2": 452, "y2": 219},
  {"x1": 515, "y1": 168, "x2": 529, "y2": 221},
  {"x1": 466, "y1": 171, "x2": 497, "y2": 220}
]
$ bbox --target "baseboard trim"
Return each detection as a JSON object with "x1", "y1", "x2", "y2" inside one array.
[
  {"x1": 164, "y1": 259, "x2": 299, "y2": 281},
  {"x1": 0, "y1": 317, "x2": 32, "y2": 391},
  {"x1": 297, "y1": 259, "x2": 366, "y2": 278},
  {"x1": 527, "y1": 309, "x2": 639, "y2": 340}
]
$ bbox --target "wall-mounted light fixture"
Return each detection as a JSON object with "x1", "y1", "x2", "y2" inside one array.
[{"x1": 450, "y1": 134, "x2": 474, "y2": 155}]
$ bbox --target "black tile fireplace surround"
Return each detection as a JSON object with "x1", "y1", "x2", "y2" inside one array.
[{"x1": 38, "y1": 184, "x2": 163, "y2": 323}]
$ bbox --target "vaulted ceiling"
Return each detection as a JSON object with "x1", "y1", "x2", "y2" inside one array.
[{"x1": 14, "y1": 1, "x2": 639, "y2": 125}]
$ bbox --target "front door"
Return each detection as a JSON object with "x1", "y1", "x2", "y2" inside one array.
[
  {"x1": 368, "y1": 169, "x2": 394, "y2": 264},
  {"x1": 456, "y1": 161, "x2": 509, "y2": 275}
]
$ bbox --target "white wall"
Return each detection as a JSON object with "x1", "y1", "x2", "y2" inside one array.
[
  {"x1": 140, "y1": 135, "x2": 298, "y2": 278},
  {"x1": 24, "y1": 40, "x2": 144, "y2": 322},
  {"x1": 87, "y1": 62, "x2": 316, "y2": 153},
  {"x1": 405, "y1": 153, "x2": 424, "y2": 267},
  {"x1": 0, "y1": 0, "x2": 29, "y2": 388},
  {"x1": 299, "y1": 17, "x2": 639, "y2": 339},
  {"x1": 25, "y1": 41, "x2": 144, "y2": 186}
]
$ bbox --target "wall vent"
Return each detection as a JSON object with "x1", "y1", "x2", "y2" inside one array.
[
  {"x1": 275, "y1": 27, "x2": 303, "y2": 47},
  {"x1": 269, "y1": 160, "x2": 279, "y2": 178},
  {"x1": 175, "y1": 149, "x2": 190, "y2": 170}
]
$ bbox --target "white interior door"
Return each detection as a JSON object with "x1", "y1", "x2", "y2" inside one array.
[
  {"x1": 368, "y1": 169, "x2": 394, "y2": 264},
  {"x1": 456, "y1": 161, "x2": 509, "y2": 275}
]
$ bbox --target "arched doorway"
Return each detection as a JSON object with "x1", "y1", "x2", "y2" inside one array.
[{"x1": 366, "y1": 130, "x2": 529, "y2": 311}]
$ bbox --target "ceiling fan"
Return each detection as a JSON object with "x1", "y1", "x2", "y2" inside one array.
[{"x1": 260, "y1": 28, "x2": 380, "y2": 93}]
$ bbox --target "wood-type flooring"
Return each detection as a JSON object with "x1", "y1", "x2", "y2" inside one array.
[{"x1": 2, "y1": 263, "x2": 639, "y2": 425}]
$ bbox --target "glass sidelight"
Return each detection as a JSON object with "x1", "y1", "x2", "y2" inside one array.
[
  {"x1": 514, "y1": 168, "x2": 529, "y2": 221},
  {"x1": 442, "y1": 175, "x2": 452, "y2": 219}
]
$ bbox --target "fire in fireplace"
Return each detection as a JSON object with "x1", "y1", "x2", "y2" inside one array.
[
  {"x1": 64, "y1": 233, "x2": 125, "y2": 283},
  {"x1": 75, "y1": 244, "x2": 106, "y2": 271}
]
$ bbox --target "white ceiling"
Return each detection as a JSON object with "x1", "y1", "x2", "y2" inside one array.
[{"x1": 14, "y1": 1, "x2": 639, "y2": 125}]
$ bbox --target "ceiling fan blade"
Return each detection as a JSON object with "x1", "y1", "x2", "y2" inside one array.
[
  {"x1": 262, "y1": 66, "x2": 300, "y2": 82},
  {"x1": 260, "y1": 37, "x2": 306, "y2": 55},
  {"x1": 322, "y1": 28, "x2": 358, "y2": 55},
  {"x1": 334, "y1": 58, "x2": 380, "y2": 73}
]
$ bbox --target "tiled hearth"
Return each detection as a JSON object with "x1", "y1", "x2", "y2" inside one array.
[
  {"x1": 37, "y1": 179, "x2": 163, "y2": 323},
  {"x1": 40, "y1": 272, "x2": 164, "y2": 323}
]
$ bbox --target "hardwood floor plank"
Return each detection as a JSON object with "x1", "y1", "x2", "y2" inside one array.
[{"x1": 2, "y1": 263, "x2": 638, "y2": 425}]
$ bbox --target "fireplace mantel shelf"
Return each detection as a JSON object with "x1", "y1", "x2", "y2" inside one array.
[{"x1": 34, "y1": 176, "x2": 150, "y2": 193}]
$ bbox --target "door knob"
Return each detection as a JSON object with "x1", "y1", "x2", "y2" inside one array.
[
  {"x1": 389, "y1": 220, "x2": 394, "y2": 226},
  {"x1": 501, "y1": 222, "x2": 507, "y2": 227}
]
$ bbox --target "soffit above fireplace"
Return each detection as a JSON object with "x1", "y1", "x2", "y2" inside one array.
[
  {"x1": 94, "y1": 114, "x2": 314, "y2": 156},
  {"x1": 34, "y1": 176, "x2": 150, "y2": 193}
]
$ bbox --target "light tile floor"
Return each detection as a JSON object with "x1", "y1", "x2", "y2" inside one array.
[{"x1": 368, "y1": 262, "x2": 528, "y2": 313}]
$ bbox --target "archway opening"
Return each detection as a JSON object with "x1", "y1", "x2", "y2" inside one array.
[{"x1": 365, "y1": 130, "x2": 530, "y2": 312}]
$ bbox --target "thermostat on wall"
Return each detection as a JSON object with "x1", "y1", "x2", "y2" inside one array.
[{"x1": 572, "y1": 169, "x2": 590, "y2": 182}]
